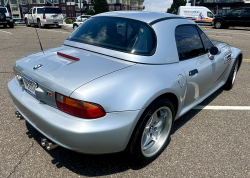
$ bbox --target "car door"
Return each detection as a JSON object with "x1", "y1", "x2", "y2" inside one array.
[
  {"x1": 175, "y1": 25, "x2": 215, "y2": 106},
  {"x1": 197, "y1": 26, "x2": 229, "y2": 85},
  {"x1": 28, "y1": 9, "x2": 33, "y2": 24},
  {"x1": 224, "y1": 9, "x2": 243, "y2": 26},
  {"x1": 241, "y1": 8, "x2": 250, "y2": 27}
]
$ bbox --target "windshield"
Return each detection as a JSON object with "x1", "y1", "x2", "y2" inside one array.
[
  {"x1": 67, "y1": 17, "x2": 157, "y2": 56},
  {"x1": 0, "y1": 8, "x2": 7, "y2": 13},
  {"x1": 37, "y1": 8, "x2": 62, "y2": 14}
]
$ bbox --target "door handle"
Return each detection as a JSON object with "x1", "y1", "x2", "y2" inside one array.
[{"x1": 189, "y1": 69, "x2": 198, "y2": 76}]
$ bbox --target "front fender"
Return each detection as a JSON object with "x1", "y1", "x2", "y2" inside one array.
[{"x1": 231, "y1": 46, "x2": 243, "y2": 69}]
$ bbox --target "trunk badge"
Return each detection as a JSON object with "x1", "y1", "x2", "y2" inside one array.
[{"x1": 33, "y1": 64, "x2": 42, "y2": 70}]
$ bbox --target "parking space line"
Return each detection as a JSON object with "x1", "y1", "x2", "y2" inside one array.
[
  {"x1": 208, "y1": 35, "x2": 232, "y2": 38},
  {"x1": 37, "y1": 28, "x2": 71, "y2": 34},
  {"x1": 0, "y1": 30, "x2": 12, "y2": 34},
  {"x1": 243, "y1": 59, "x2": 250, "y2": 62},
  {"x1": 193, "y1": 105, "x2": 250, "y2": 110}
]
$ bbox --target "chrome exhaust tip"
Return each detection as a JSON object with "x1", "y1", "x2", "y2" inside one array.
[
  {"x1": 15, "y1": 111, "x2": 23, "y2": 120},
  {"x1": 41, "y1": 138, "x2": 49, "y2": 146},
  {"x1": 41, "y1": 138, "x2": 59, "y2": 150},
  {"x1": 46, "y1": 142, "x2": 58, "y2": 150}
]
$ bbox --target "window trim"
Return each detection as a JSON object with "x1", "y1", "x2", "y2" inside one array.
[
  {"x1": 196, "y1": 25, "x2": 215, "y2": 52},
  {"x1": 67, "y1": 16, "x2": 158, "y2": 56}
]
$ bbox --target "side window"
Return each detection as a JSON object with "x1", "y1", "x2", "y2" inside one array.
[
  {"x1": 33, "y1": 8, "x2": 36, "y2": 14},
  {"x1": 228, "y1": 9, "x2": 242, "y2": 17},
  {"x1": 243, "y1": 9, "x2": 250, "y2": 17},
  {"x1": 197, "y1": 27, "x2": 214, "y2": 53},
  {"x1": 207, "y1": 11, "x2": 214, "y2": 18},
  {"x1": 175, "y1": 25, "x2": 205, "y2": 61}
]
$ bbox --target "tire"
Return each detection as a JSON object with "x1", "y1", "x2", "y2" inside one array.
[
  {"x1": 26, "y1": 20, "x2": 30, "y2": 27},
  {"x1": 9, "y1": 23, "x2": 14, "y2": 28},
  {"x1": 214, "y1": 20, "x2": 224, "y2": 29},
  {"x1": 223, "y1": 58, "x2": 239, "y2": 90},
  {"x1": 73, "y1": 24, "x2": 78, "y2": 30},
  {"x1": 38, "y1": 20, "x2": 42, "y2": 28},
  {"x1": 128, "y1": 99, "x2": 175, "y2": 162}
]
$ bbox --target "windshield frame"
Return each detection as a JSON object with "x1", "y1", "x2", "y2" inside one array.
[{"x1": 67, "y1": 16, "x2": 157, "y2": 56}]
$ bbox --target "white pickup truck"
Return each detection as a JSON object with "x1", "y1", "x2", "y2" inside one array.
[{"x1": 24, "y1": 6, "x2": 63, "y2": 28}]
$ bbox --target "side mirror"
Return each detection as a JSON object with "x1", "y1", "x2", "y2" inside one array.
[{"x1": 209, "y1": 46, "x2": 220, "y2": 59}]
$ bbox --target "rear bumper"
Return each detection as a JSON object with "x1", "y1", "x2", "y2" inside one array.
[
  {"x1": 8, "y1": 78, "x2": 141, "y2": 154},
  {"x1": 41, "y1": 19, "x2": 63, "y2": 25}
]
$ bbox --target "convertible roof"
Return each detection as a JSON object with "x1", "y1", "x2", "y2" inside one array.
[{"x1": 94, "y1": 11, "x2": 185, "y2": 25}]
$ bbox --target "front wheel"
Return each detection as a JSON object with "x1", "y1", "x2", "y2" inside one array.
[
  {"x1": 73, "y1": 24, "x2": 78, "y2": 30},
  {"x1": 26, "y1": 20, "x2": 30, "y2": 27},
  {"x1": 223, "y1": 58, "x2": 239, "y2": 90},
  {"x1": 214, "y1": 20, "x2": 224, "y2": 29},
  {"x1": 128, "y1": 99, "x2": 175, "y2": 162}
]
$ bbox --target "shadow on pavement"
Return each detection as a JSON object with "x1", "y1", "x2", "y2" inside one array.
[{"x1": 25, "y1": 88, "x2": 223, "y2": 177}]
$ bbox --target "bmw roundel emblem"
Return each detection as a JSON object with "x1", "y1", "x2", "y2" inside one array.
[{"x1": 33, "y1": 64, "x2": 42, "y2": 70}]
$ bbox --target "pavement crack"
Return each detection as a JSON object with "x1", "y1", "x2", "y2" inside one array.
[{"x1": 6, "y1": 141, "x2": 34, "y2": 178}]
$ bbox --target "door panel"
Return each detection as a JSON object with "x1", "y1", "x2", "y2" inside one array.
[
  {"x1": 225, "y1": 9, "x2": 243, "y2": 26},
  {"x1": 180, "y1": 55, "x2": 214, "y2": 105}
]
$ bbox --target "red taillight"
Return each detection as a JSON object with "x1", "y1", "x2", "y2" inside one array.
[
  {"x1": 43, "y1": 14, "x2": 46, "y2": 19},
  {"x1": 10, "y1": 14, "x2": 12, "y2": 16},
  {"x1": 55, "y1": 93, "x2": 106, "y2": 119}
]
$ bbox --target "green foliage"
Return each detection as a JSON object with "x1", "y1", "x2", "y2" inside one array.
[
  {"x1": 65, "y1": 19, "x2": 73, "y2": 24},
  {"x1": 93, "y1": 0, "x2": 109, "y2": 14},
  {"x1": 85, "y1": 9, "x2": 96, "y2": 15},
  {"x1": 167, "y1": 0, "x2": 187, "y2": 14}
]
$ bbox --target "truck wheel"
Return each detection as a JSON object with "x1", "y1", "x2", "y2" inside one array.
[
  {"x1": 214, "y1": 20, "x2": 224, "y2": 29},
  {"x1": 9, "y1": 23, "x2": 14, "y2": 28},
  {"x1": 38, "y1": 20, "x2": 42, "y2": 28},
  {"x1": 26, "y1": 20, "x2": 30, "y2": 27}
]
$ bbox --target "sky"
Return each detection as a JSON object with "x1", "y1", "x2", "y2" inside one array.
[{"x1": 143, "y1": 0, "x2": 172, "y2": 13}]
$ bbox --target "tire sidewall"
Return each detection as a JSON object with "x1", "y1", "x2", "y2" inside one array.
[
  {"x1": 224, "y1": 58, "x2": 239, "y2": 90},
  {"x1": 129, "y1": 99, "x2": 175, "y2": 162},
  {"x1": 215, "y1": 20, "x2": 223, "y2": 29}
]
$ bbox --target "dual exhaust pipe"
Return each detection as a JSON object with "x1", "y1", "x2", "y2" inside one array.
[
  {"x1": 41, "y1": 138, "x2": 59, "y2": 150},
  {"x1": 15, "y1": 111, "x2": 23, "y2": 120},
  {"x1": 15, "y1": 111, "x2": 59, "y2": 151}
]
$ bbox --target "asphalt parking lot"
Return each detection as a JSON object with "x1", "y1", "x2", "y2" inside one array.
[{"x1": 0, "y1": 25, "x2": 250, "y2": 177}]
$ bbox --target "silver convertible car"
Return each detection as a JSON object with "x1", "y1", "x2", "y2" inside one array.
[{"x1": 8, "y1": 11, "x2": 242, "y2": 162}]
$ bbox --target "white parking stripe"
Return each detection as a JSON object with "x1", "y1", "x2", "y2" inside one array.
[
  {"x1": 0, "y1": 30, "x2": 12, "y2": 34},
  {"x1": 37, "y1": 28, "x2": 71, "y2": 34},
  {"x1": 207, "y1": 35, "x2": 232, "y2": 38},
  {"x1": 193, "y1": 105, "x2": 250, "y2": 110}
]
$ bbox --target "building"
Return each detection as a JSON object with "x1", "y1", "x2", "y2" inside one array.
[
  {"x1": 2, "y1": 0, "x2": 144, "y2": 20},
  {"x1": 196, "y1": 0, "x2": 250, "y2": 15}
]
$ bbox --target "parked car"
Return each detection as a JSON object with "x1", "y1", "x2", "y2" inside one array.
[
  {"x1": 213, "y1": 8, "x2": 250, "y2": 29},
  {"x1": 8, "y1": 12, "x2": 242, "y2": 162},
  {"x1": 0, "y1": 6, "x2": 14, "y2": 28},
  {"x1": 15, "y1": 20, "x2": 25, "y2": 24},
  {"x1": 75, "y1": 15, "x2": 91, "y2": 22},
  {"x1": 24, "y1": 6, "x2": 63, "y2": 28},
  {"x1": 178, "y1": 6, "x2": 214, "y2": 25}
]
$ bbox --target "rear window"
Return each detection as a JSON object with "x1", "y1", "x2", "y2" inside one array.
[
  {"x1": 0, "y1": 8, "x2": 7, "y2": 13},
  {"x1": 37, "y1": 8, "x2": 62, "y2": 14},
  {"x1": 67, "y1": 17, "x2": 157, "y2": 56}
]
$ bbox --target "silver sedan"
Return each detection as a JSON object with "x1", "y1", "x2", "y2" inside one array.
[{"x1": 8, "y1": 11, "x2": 242, "y2": 162}]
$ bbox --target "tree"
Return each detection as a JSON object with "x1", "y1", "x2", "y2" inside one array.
[
  {"x1": 92, "y1": 0, "x2": 108, "y2": 14},
  {"x1": 167, "y1": 0, "x2": 186, "y2": 14},
  {"x1": 85, "y1": 9, "x2": 95, "y2": 15}
]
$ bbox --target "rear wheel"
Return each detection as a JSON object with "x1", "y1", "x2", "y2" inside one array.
[
  {"x1": 38, "y1": 20, "x2": 42, "y2": 28},
  {"x1": 128, "y1": 99, "x2": 175, "y2": 162},
  {"x1": 223, "y1": 58, "x2": 239, "y2": 90},
  {"x1": 9, "y1": 23, "x2": 14, "y2": 28},
  {"x1": 214, "y1": 20, "x2": 224, "y2": 29}
]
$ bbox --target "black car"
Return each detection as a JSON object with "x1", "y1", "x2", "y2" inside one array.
[
  {"x1": 212, "y1": 8, "x2": 250, "y2": 29},
  {"x1": 0, "y1": 6, "x2": 14, "y2": 28}
]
